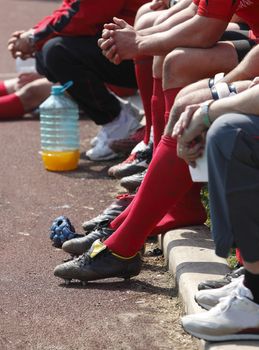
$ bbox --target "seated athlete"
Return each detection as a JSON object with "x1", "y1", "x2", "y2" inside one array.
[
  {"x1": 0, "y1": 73, "x2": 52, "y2": 119},
  {"x1": 52, "y1": 43, "x2": 259, "y2": 283},
  {"x1": 8, "y1": 0, "x2": 148, "y2": 161},
  {"x1": 172, "y1": 77, "x2": 259, "y2": 342},
  {"x1": 99, "y1": 0, "x2": 259, "y2": 151}
]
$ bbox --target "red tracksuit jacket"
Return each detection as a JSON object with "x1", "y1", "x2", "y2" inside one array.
[{"x1": 33, "y1": 0, "x2": 148, "y2": 50}]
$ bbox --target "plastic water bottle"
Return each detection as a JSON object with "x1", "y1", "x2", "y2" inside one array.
[
  {"x1": 39, "y1": 81, "x2": 80, "y2": 171},
  {"x1": 16, "y1": 57, "x2": 36, "y2": 73}
]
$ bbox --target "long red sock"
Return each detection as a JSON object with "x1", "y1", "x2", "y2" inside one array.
[
  {"x1": 110, "y1": 182, "x2": 206, "y2": 234},
  {"x1": 151, "y1": 78, "x2": 165, "y2": 149},
  {"x1": 0, "y1": 93, "x2": 24, "y2": 118},
  {"x1": 134, "y1": 56, "x2": 153, "y2": 144},
  {"x1": 0, "y1": 81, "x2": 8, "y2": 97},
  {"x1": 163, "y1": 87, "x2": 182, "y2": 125},
  {"x1": 105, "y1": 135, "x2": 194, "y2": 256},
  {"x1": 149, "y1": 183, "x2": 206, "y2": 235}
]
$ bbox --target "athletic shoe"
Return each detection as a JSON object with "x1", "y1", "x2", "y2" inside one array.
[
  {"x1": 197, "y1": 266, "x2": 245, "y2": 290},
  {"x1": 109, "y1": 126, "x2": 145, "y2": 155},
  {"x1": 108, "y1": 143, "x2": 153, "y2": 179},
  {"x1": 62, "y1": 222, "x2": 114, "y2": 256},
  {"x1": 182, "y1": 281, "x2": 259, "y2": 341},
  {"x1": 86, "y1": 103, "x2": 141, "y2": 161},
  {"x1": 54, "y1": 239, "x2": 142, "y2": 283},
  {"x1": 82, "y1": 193, "x2": 134, "y2": 233},
  {"x1": 195, "y1": 275, "x2": 244, "y2": 310},
  {"x1": 107, "y1": 140, "x2": 148, "y2": 177},
  {"x1": 120, "y1": 169, "x2": 147, "y2": 193}
]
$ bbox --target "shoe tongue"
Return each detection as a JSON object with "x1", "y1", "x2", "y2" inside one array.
[{"x1": 89, "y1": 239, "x2": 107, "y2": 258}]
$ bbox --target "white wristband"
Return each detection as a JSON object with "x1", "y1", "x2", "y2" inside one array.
[{"x1": 214, "y1": 82, "x2": 232, "y2": 99}]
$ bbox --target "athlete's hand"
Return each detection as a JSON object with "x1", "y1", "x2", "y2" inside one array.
[
  {"x1": 177, "y1": 136, "x2": 205, "y2": 166},
  {"x1": 99, "y1": 18, "x2": 139, "y2": 65}
]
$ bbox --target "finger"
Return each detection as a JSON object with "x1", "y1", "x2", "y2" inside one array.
[
  {"x1": 101, "y1": 29, "x2": 113, "y2": 39},
  {"x1": 113, "y1": 53, "x2": 122, "y2": 65},
  {"x1": 104, "y1": 45, "x2": 117, "y2": 61},
  {"x1": 172, "y1": 121, "x2": 184, "y2": 137},
  {"x1": 113, "y1": 17, "x2": 127, "y2": 29},
  {"x1": 103, "y1": 23, "x2": 120, "y2": 30},
  {"x1": 98, "y1": 38, "x2": 104, "y2": 47},
  {"x1": 99, "y1": 37, "x2": 115, "y2": 51}
]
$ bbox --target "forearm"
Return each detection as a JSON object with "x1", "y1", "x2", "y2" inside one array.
[
  {"x1": 209, "y1": 84, "x2": 259, "y2": 122},
  {"x1": 136, "y1": 15, "x2": 227, "y2": 56},
  {"x1": 223, "y1": 46, "x2": 259, "y2": 83},
  {"x1": 138, "y1": 1, "x2": 196, "y2": 36}
]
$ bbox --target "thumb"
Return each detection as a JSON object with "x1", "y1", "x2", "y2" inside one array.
[{"x1": 113, "y1": 17, "x2": 127, "y2": 29}]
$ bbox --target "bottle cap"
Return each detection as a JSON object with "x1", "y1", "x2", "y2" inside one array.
[
  {"x1": 51, "y1": 86, "x2": 64, "y2": 95},
  {"x1": 51, "y1": 81, "x2": 74, "y2": 95}
]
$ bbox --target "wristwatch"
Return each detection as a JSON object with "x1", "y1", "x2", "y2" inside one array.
[
  {"x1": 27, "y1": 33, "x2": 36, "y2": 50},
  {"x1": 200, "y1": 100, "x2": 214, "y2": 129}
]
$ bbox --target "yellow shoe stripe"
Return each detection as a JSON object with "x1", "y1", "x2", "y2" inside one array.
[{"x1": 111, "y1": 251, "x2": 138, "y2": 260}]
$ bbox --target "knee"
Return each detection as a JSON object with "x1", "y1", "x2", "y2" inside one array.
[
  {"x1": 134, "y1": 4, "x2": 158, "y2": 30},
  {"x1": 206, "y1": 116, "x2": 230, "y2": 149},
  {"x1": 153, "y1": 56, "x2": 165, "y2": 79},
  {"x1": 41, "y1": 38, "x2": 64, "y2": 69},
  {"x1": 163, "y1": 48, "x2": 192, "y2": 89}
]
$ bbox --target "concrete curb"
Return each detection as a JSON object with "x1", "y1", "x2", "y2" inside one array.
[{"x1": 159, "y1": 225, "x2": 259, "y2": 350}]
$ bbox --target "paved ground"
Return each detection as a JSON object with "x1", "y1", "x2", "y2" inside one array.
[
  {"x1": 0, "y1": 116, "x2": 196, "y2": 350},
  {"x1": 0, "y1": 1, "x2": 198, "y2": 349}
]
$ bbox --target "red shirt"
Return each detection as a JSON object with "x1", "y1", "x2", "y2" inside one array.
[
  {"x1": 192, "y1": 0, "x2": 259, "y2": 37},
  {"x1": 33, "y1": 0, "x2": 148, "y2": 50}
]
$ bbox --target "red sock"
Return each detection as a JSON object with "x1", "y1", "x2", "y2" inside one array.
[
  {"x1": 110, "y1": 182, "x2": 206, "y2": 235},
  {"x1": 149, "y1": 183, "x2": 206, "y2": 235},
  {"x1": 0, "y1": 81, "x2": 8, "y2": 97},
  {"x1": 151, "y1": 78, "x2": 165, "y2": 149},
  {"x1": 235, "y1": 248, "x2": 244, "y2": 266},
  {"x1": 105, "y1": 135, "x2": 193, "y2": 256},
  {"x1": 163, "y1": 87, "x2": 182, "y2": 125},
  {"x1": 0, "y1": 93, "x2": 24, "y2": 119},
  {"x1": 134, "y1": 56, "x2": 153, "y2": 144}
]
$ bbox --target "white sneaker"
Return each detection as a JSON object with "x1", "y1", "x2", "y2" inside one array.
[
  {"x1": 86, "y1": 137, "x2": 118, "y2": 161},
  {"x1": 182, "y1": 280, "x2": 259, "y2": 341},
  {"x1": 86, "y1": 104, "x2": 141, "y2": 161},
  {"x1": 195, "y1": 275, "x2": 243, "y2": 310}
]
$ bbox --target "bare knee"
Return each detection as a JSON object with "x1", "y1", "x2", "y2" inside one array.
[
  {"x1": 163, "y1": 48, "x2": 192, "y2": 89},
  {"x1": 153, "y1": 56, "x2": 165, "y2": 79},
  {"x1": 134, "y1": 3, "x2": 157, "y2": 29}
]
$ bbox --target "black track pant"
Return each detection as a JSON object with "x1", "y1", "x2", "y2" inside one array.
[{"x1": 35, "y1": 35, "x2": 138, "y2": 125}]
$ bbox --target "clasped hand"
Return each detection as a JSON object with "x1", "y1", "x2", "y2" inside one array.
[
  {"x1": 8, "y1": 30, "x2": 35, "y2": 60},
  {"x1": 172, "y1": 104, "x2": 207, "y2": 166}
]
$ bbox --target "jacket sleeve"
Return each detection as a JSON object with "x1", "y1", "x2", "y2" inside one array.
[{"x1": 33, "y1": 0, "x2": 126, "y2": 50}]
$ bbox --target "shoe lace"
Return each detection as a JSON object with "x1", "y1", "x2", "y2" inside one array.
[
  {"x1": 78, "y1": 246, "x2": 109, "y2": 267},
  {"x1": 78, "y1": 251, "x2": 91, "y2": 267}
]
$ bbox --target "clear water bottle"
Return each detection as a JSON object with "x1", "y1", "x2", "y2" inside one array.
[
  {"x1": 16, "y1": 57, "x2": 36, "y2": 73},
  {"x1": 39, "y1": 81, "x2": 80, "y2": 171}
]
